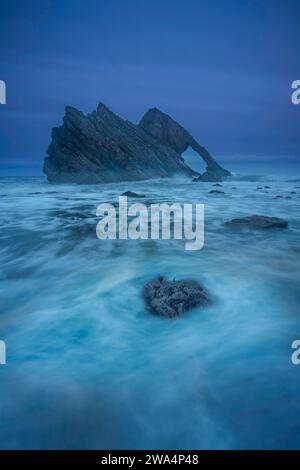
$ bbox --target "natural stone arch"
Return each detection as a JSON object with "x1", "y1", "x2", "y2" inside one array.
[
  {"x1": 181, "y1": 146, "x2": 207, "y2": 174},
  {"x1": 139, "y1": 108, "x2": 231, "y2": 181}
]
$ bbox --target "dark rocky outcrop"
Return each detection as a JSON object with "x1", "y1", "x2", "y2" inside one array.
[
  {"x1": 143, "y1": 277, "x2": 210, "y2": 318},
  {"x1": 139, "y1": 108, "x2": 231, "y2": 182},
  {"x1": 44, "y1": 104, "x2": 193, "y2": 183},
  {"x1": 121, "y1": 191, "x2": 145, "y2": 198},
  {"x1": 43, "y1": 103, "x2": 231, "y2": 183},
  {"x1": 225, "y1": 215, "x2": 288, "y2": 230}
]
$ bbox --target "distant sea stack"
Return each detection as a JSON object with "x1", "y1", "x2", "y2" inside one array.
[{"x1": 43, "y1": 103, "x2": 231, "y2": 183}]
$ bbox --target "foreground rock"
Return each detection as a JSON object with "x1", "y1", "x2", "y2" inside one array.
[
  {"x1": 44, "y1": 102, "x2": 231, "y2": 183},
  {"x1": 121, "y1": 191, "x2": 145, "y2": 198},
  {"x1": 225, "y1": 215, "x2": 288, "y2": 229},
  {"x1": 143, "y1": 277, "x2": 210, "y2": 318}
]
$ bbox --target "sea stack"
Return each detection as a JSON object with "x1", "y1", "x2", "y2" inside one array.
[{"x1": 43, "y1": 102, "x2": 231, "y2": 184}]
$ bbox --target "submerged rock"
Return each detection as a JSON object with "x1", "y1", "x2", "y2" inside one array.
[
  {"x1": 121, "y1": 191, "x2": 145, "y2": 198},
  {"x1": 209, "y1": 190, "x2": 225, "y2": 194},
  {"x1": 43, "y1": 103, "x2": 231, "y2": 184},
  {"x1": 212, "y1": 183, "x2": 223, "y2": 187},
  {"x1": 143, "y1": 277, "x2": 210, "y2": 318},
  {"x1": 225, "y1": 215, "x2": 288, "y2": 229}
]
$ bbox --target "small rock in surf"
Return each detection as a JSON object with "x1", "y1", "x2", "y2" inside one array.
[
  {"x1": 225, "y1": 215, "x2": 288, "y2": 229},
  {"x1": 209, "y1": 190, "x2": 225, "y2": 195},
  {"x1": 143, "y1": 277, "x2": 210, "y2": 318},
  {"x1": 121, "y1": 191, "x2": 145, "y2": 198}
]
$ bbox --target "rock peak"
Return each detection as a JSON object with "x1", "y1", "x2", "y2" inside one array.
[
  {"x1": 65, "y1": 105, "x2": 83, "y2": 116},
  {"x1": 96, "y1": 102, "x2": 111, "y2": 114}
]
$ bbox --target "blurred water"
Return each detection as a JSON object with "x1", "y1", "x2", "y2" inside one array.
[{"x1": 0, "y1": 175, "x2": 300, "y2": 449}]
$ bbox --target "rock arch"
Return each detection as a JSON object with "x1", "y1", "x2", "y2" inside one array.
[{"x1": 139, "y1": 108, "x2": 231, "y2": 181}]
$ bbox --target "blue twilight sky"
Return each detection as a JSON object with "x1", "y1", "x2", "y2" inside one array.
[{"x1": 0, "y1": 0, "x2": 299, "y2": 176}]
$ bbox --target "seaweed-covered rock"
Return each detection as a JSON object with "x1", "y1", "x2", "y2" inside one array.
[
  {"x1": 225, "y1": 215, "x2": 288, "y2": 229},
  {"x1": 143, "y1": 277, "x2": 210, "y2": 318}
]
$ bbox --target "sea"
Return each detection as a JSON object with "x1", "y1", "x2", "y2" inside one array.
[{"x1": 0, "y1": 174, "x2": 300, "y2": 449}]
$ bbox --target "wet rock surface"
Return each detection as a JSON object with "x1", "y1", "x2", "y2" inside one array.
[
  {"x1": 43, "y1": 103, "x2": 231, "y2": 184},
  {"x1": 209, "y1": 190, "x2": 225, "y2": 195},
  {"x1": 139, "y1": 108, "x2": 231, "y2": 182},
  {"x1": 225, "y1": 215, "x2": 288, "y2": 229},
  {"x1": 121, "y1": 191, "x2": 145, "y2": 198},
  {"x1": 143, "y1": 277, "x2": 210, "y2": 318}
]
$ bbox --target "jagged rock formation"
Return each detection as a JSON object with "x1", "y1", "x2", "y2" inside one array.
[
  {"x1": 143, "y1": 277, "x2": 211, "y2": 318},
  {"x1": 43, "y1": 102, "x2": 230, "y2": 183},
  {"x1": 139, "y1": 108, "x2": 231, "y2": 181}
]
